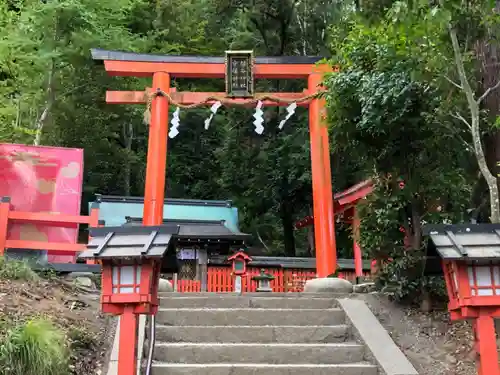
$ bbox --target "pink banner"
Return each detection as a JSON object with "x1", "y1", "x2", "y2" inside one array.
[{"x1": 0, "y1": 144, "x2": 84, "y2": 263}]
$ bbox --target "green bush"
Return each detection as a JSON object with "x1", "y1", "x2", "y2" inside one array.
[
  {"x1": 0, "y1": 258, "x2": 39, "y2": 281},
  {"x1": 0, "y1": 318, "x2": 69, "y2": 375}
]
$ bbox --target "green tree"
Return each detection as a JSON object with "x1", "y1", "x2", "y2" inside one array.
[{"x1": 325, "y1": 6, "x2": 471, "y2": 301}]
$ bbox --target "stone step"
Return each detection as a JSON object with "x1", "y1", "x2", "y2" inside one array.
[
  {"x1": 159, "y1": 296, "x2": 339, "y2": 309},
  {"x1": 156, "y1": 308, "x2": 345, "y2": 326},
  {"x1": 153, "y1": 342, "x2": 365, "y2": 364},
  {"x1": 151, "y1": 363, "x2": 378, "y2": 375},
  {"x1": 158, "y1": 293, "x2": 345, "y2": 298},
  {"x1": 156, "y1": 325, "x2": 349, "y2": 343}
]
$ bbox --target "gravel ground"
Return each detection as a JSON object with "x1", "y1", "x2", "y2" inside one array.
[{"x1": 360, "y1": 293, "x2": 477, "y2": 375}]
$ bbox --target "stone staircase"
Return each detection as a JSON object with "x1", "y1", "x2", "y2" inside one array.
[{"x1": 149, "y1": 293, "x2": 379, "y2": 375}]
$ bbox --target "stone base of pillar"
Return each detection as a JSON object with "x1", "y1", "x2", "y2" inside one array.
[
  {"x1": 304, "y1": 277, "x2": 354, "y2": 293},
  {"x1": 256, "y1": 286, "x2": 273, "y2": 292}
]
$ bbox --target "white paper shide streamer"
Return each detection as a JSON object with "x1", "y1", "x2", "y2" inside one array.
[
  {"x1": 204, "y1": 101, "x2": 222, "y2": 130},
  {"x1": 168, "y1": 107, "x2": 181, "y2": 138},
  {"x1": 278, "y1": 102, "x2": 297, "y2": 130},
  {"x1": 253, "y1": 100, "x2": 265, "y2": 134}
]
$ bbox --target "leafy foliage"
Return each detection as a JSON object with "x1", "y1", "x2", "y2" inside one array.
[
  {"x1": 1, "y1": 0, "x2": 498, "y2": 301},
  {"x1": 325, "y1": 5, "x2": 472, "y2": 301},
  {"x1": 0, "y1": 318, "x2": 69, "y2": 375},
  {"x1": 0, "y1": 258, "x2": 39, "y2": 281}
]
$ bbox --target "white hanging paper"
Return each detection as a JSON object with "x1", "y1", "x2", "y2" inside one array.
[
  {"x1": 278, "y1": 102, "x2": 297, "y2": 130},
  {"x1": 253, "y1": 100, "x2": 265, "y2": 134},
  {"x1": 168, "y1": 107, "x2": 181, "y2": 138},
  {"x1": 204, "y1": 101, "x2": 222, "y2": 130}
]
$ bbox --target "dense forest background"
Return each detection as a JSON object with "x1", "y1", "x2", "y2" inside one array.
[{"x1": 1, "y1": 0, "x2": 499, "y2": 299}]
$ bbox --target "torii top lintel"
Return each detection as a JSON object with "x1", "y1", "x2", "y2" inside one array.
[{"x1": 91, "y1": 49, "x2": 332, "y2": 79}]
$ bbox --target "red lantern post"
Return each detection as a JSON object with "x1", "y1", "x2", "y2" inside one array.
[
  {"x1": 425, "y1": 224, "x2": 500, "y2": 375},
  {"x1": 228, "y1": 251, "x2": 252, "y2": 293},
  {"x1": 79, "y1": 225, "x2": 179, "y2": 375}
]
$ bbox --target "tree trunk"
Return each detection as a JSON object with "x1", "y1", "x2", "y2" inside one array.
[
  {"x1": 449, "y1": 26, "x2": 500, "y2": 223},
  {"x1": 476, "y1": 2, "x2": 500, "y2": 198},
  {"x1": 33, "y1": 59, "x2": 55, "y2": 146}
]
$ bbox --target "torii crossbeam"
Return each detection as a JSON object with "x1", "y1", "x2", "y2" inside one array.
[{"x1": 91, "y1": 48, "x2": 338, "y2": 375}]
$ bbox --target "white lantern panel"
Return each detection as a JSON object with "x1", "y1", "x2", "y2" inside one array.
[
  {"x1": 468, "y1": 265, "x2": 500, "y2": 296},
  {"x1": 112, "y1": 265, "x2": 142, "y2": 294}
]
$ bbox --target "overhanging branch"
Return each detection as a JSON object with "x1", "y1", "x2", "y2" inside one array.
[
  {"x1": 444, "y1": 76, "x2": 463, "y2": 90},
  {"x1": 451, "y1": 112, "x2": 472, "y2": 130},
  {"x1": 477, "y1": 79, "x2": 500, "y2": 104}
]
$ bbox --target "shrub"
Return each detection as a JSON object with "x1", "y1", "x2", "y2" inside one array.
[
  {"x1": 0, "y1": 258, "x2": 39, "y2": 281},
  {"x1": 0, "y1": 318, "x2": 69, "y2": 375}
]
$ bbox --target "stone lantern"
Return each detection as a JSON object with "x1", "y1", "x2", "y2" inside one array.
[
  {"x1": 252, "y1": 268, "x2": 275, "y2": 292},
  {"x1": 424, "y1": 223, "x2": 500, "y2": 375}
]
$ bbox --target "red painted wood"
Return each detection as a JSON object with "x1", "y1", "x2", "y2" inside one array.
[
  {"x1": 8, "y1": 211, "x2": 94, "y2": 225},
  {"x1": 0, "y1": 200, "x2": 10, "y2": 256},
  {"x1": 118, "y1": 307, "x2": 138, "y2": 375},
  {"x1": 473, "y1": 313, "x2": 500, "y2": 375},
  {"x1": 103, "y1": 60, "x2": 332, "y2": 79},
  {"x1": 201, "y1": 266, "x2": 368, "y2": 293},
  {"x1": 143, "y1": 72, "x2": 170, "y2": 226},
  {"x1": 308, "y1": 73, "x2": 336, "y2": 277}
]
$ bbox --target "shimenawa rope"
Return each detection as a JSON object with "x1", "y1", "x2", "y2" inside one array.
[{"x1": 143, "y1": 89, "x2": 322, "y2": 125}]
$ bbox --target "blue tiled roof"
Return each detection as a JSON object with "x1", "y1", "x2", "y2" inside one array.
[{"x1": 90, "y1": 195, "x2": 241, "y2": 233}]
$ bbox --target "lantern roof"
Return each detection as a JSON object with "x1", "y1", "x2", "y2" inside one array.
[
  {"x1": 252, "y1": 269, "x2": 275, "y2": 281},
  {"x1": 78, "y1": 225, "x2": 179, "y2": 260},
  {"x1": 424, "y1": 224, "x2": 500, "y2": 262},
  {"x1": 227, "y1": 251, "x2": 252, "y2": 262}
]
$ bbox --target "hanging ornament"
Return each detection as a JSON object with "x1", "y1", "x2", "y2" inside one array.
[
  {"x1": 168, "y1": 107, "x2": 181, "y2": 138},
  {"x1": 253, "y1": 100, "x2": 265, "y2": 134},
  {"x1": 278, "y1": 102, "x2": 297, "y2": 130},
  {"x1": 204, "y1": 101, "x2": 222, "y2": 130}
]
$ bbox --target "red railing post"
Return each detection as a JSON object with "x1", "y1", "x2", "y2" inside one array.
[
  {"x1": 87, "y1": 202, "x2": 101, "y2": 265},
  {"x1": 0, "y1": 197, "x2": 11, "y2": 257},
  {"x1": 352, "y1": 206, "x2": 363, "y2": 278}
]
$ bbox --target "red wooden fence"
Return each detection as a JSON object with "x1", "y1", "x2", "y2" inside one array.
[
  {"x1": 175, "y1": 266, "x2": 369, "y2": 293},
  {"x1": 176, "y1": 279, "x2": 201, "y2": 292}
]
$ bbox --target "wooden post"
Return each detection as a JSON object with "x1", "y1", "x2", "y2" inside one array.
[
  {"x1": 473, "y1": 312, "x2": 500, "y2": 375},
  {"x1": 173, "y1": 273, "x2": 178, "y2": 292},
  {"x1": 352, "y1": 206, "x2": 363, "y2": 278},
  {"x1": 234, "y1": 275, "x2": 242, "y2": 293},
  {"x1": 0, "y1": 197, "x2": 11, "y2": 257},
  {"x1": 308, "y1": 72, "x2": 336, "y2": 277},
  {"x1": 198, "y1": 249, "x2": 208, "y2": 292},
  {"x1": 120, "y1": 72, "x2": 169, "y2": 375},
  {"x1": 87, "y1": 202, "x2": 100, "y2": 265},
  {"x1": 118, "y1": 306, "x2": 139, "y2": 375},
  {"x1": 143, "y1": 72, "x2": 170, "y2": 226}
]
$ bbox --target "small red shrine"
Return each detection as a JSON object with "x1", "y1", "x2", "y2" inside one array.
[{"x1": 228, "y1": 250, "x2": 252, "y2": 276}]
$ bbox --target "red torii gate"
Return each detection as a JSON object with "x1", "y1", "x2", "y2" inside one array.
[{"x1": 91, "y1": 49, "x2": 338, "y2": 375}]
